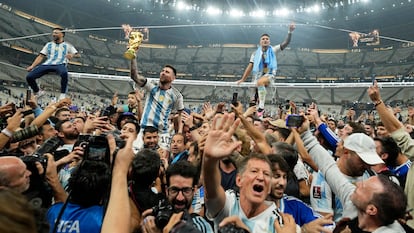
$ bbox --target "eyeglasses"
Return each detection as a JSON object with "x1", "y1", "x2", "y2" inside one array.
[{"x1": 167, "y1": 186, "x2": 194, "y2": 197}]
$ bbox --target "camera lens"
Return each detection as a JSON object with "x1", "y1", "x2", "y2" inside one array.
[{"x1": 11, "y1": 125, "x2": 39, "y2": 143}]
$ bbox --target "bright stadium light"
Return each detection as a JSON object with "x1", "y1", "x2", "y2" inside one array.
[
  {"x1": 273, "y1": 8, "x2": 290, "y2": 17},
  {"x1": 176, "y1": 1, "x2": 187, "y2": 10},
  {"x1": 229, "y1": 9, "x2": 244, "y2": 17},
  {"x1": 206, "y1": 6, "x2": 222, "y2": 15},
  {"x1": 249, "y1": 9, "x2": 266, "y2": 17},
  {"x1": 312, "y1": 4, "x2": 320, "y2": 13}
]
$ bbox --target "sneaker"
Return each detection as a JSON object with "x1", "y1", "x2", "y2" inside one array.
[
  {"x1": 59, "y1": 93, "x2": 66, "y2": 100},
  {"x1": 35, "y1": 90, "x2": 46, "y2": 99}
]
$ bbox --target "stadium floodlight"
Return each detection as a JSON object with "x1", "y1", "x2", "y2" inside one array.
[
  {"x1": 176, "y1": 1, "x2": 188, "y2": 10},
  {"x1": 229, "y1": 9, "x2": 244, "y2": 17},
  {"x1": 249, "y1": 9, "x2": 266, "y2": 17},
  {"x1": 273, "y1": 8, "x2": 290, "y2": 17},
  {"x1": 206, "y1": 6, "x2": 222, "y2": 15},
  {"x1": 312, "y1": 4, "x2": 320, "y2": 13}
]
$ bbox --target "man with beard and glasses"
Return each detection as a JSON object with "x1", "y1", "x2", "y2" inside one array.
[
  {"x1": 26, "y1": 27, "x2": 79, "y2": 100},
  {"x1": 141, "y1": 161, "x2": 213, "y2": 233}
]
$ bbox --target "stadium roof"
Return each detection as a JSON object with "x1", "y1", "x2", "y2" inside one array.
[{"x1": 2, "y1": 0, "x2": 413, "y2": 49}]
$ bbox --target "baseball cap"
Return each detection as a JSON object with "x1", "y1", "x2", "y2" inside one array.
[{"x1": 343, "y1": 133, "x2": 384, "y2": 165}]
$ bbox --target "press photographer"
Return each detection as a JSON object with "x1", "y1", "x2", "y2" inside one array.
[
  {"x1": 141, "y1": 161, "x2": 213, "y2": 233},
  {"x1": 47, "y1": 134, "x2": 113, "y2": 233},
  {"x1": 20, "y1": 136, "x2": 65, "y2": 209}
]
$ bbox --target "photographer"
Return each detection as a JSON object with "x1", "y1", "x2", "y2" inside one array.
[
  {"x1": 141, "y1": 161, "x2": 213, "y2": 233},
  {"x1": 47, "y1": 161, "x2": 110, "y2": 233}
]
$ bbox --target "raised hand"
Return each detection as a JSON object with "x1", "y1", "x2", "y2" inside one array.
[{"x1": 203, "y1": 113, "x2": 241, "y2": 160}]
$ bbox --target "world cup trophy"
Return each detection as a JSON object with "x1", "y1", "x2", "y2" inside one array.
[{"x1": 122, "y1": 24, "x2": 143, "y2": 60}]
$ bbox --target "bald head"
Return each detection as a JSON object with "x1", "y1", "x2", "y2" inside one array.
[{"x1": 0, "y1": 157, "x2": 31, "y2": 193}]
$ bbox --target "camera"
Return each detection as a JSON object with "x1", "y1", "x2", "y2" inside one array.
[
  {"x1": 152, "y1": 199, "x2": 175, "y2": 229},
  {"x1": 75, "y1": 135, "x2": 110, "y2": 164},
  {"x1": 21, "y1": 137, "x2": 64, "y2": 170},
  {"x1": 286, "y1": 114, "x2": 304, "y2": 128},
  {"x1": 10, "y1": 125, "x2": 39, "y2": 143}
]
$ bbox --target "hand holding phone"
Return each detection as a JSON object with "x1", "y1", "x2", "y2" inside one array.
[
  {"x1": 231, "y1": 93, "x2": 238, "y2": 107},
  {"x1": 286, "y1": 114, "x2": 305, "y2": 128},
  {"x1": 26, "y1": 89, "x2": 32, "y2": 105}
]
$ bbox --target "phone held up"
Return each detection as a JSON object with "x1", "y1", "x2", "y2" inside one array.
[
  {"x1": 231, "y1": 92, "x2": 238, "y2": 107},
  {"x1": 26, "y1": 89, "x2": 31, "y2": 105},
  {"x1": 286, "y1": 114, "x2": 305, "y2": 128}
]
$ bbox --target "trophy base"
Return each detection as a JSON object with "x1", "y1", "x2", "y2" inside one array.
[{"x1": 124, "y1": 50, "x2": 136, "y2": 60}]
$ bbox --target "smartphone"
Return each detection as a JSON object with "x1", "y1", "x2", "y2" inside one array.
[
  {"x1": 85, "y1": 135, "x2": 110, "y2": 164},
  {"x1": 100, "y1": 109, "x2": 111, "y2": 118},
  {"x1": 26, "y1": 89, "x2": 31, "y2": 104},
  {"x1": 286, "y1": 114, "x2": 304, "y2": 128},
  {"x1": 74, "y1": 134, "x2": 91, "y2": 148},
  {"x1": 231, "y1": 93, "x2": 238, "y2": 106},
  {"x1": 21, "y1": 109, "x2": 34, "y2": 117},
  {"x1": 371, "y1": 74, "x2": 376, "y2": 85}
]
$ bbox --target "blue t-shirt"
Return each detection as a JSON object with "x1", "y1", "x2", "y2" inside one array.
[
  {"x1": 47, "y1": 202, "x2": 104, "y2": 233},
  {"x1": 279, "y1": 195, "x2": 320, "y2": 226}
]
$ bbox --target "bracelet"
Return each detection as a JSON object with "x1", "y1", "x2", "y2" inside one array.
[
  {"x1": 374, "y1": 100, "x2": 383, "y2": 107},
  {"x1": 1, "y1": 128, "x2": 13, "y2": 138},
  {"x1": 288, "y1": 31, "x2": 293, "y2": 34}
]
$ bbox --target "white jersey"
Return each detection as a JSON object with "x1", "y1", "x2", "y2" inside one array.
[
  {"x1": 207, "y1": 190, "x2": 282, "y2": 233},
  {"x1": 249, "y1": 44, "x2": 281, "y2": 81},
  {"x1": 40, "y1": 41, "x2": 77, "y2": 65},
  {"x1": 140, "y1": 80, "x2": 184, "y2": 133}
]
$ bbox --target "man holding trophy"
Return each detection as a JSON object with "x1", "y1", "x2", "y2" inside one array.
[{"x1": 122, "y1": 24, "x2": 184, "y2": 150}]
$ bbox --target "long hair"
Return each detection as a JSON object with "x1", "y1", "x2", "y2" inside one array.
[{"x1": 0, "y1": 188, "x2": 36, "y2": 233}]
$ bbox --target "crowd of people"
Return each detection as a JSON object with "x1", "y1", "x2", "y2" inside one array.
[{"x1": 1, "y1": 25, "x2": 414, "y2": 233}]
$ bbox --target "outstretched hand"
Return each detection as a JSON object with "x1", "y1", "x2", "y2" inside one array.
[
  {"x1": 203, "y1": 113, "x2": 241, "y2": 160},
  {"x1": 367, "y1": 80, "x2": 381, "y2": 102}
]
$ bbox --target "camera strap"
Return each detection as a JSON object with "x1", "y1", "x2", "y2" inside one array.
[{"x1": 51, "y1": 191, "x2": 72, "y2": 233}]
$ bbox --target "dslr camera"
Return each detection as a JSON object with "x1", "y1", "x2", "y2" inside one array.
[
  {"x1": 151, "y1": 199, "x2": 192, "y2": 229},
  {"x1": 20, "y1": 136, "x2": 63, "y2": 170},
  {"x1": 152, "y1": 199, "x2": 175, "y2": 229}
]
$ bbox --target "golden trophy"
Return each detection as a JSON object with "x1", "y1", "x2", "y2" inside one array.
[{"x1": 122, "y1": 24, "x2": 143, "y2": 60}]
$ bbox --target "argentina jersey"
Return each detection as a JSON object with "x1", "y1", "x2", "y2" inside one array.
[
  {"x1": 208, "y1": 190, "x2": 282, "y2": 233},
  {"x1": 140, "y1": 81, "x2": 184, "y2": 133},
  {"x1": 41, "y1": 41, "x2": 77, "y2": 65}
]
